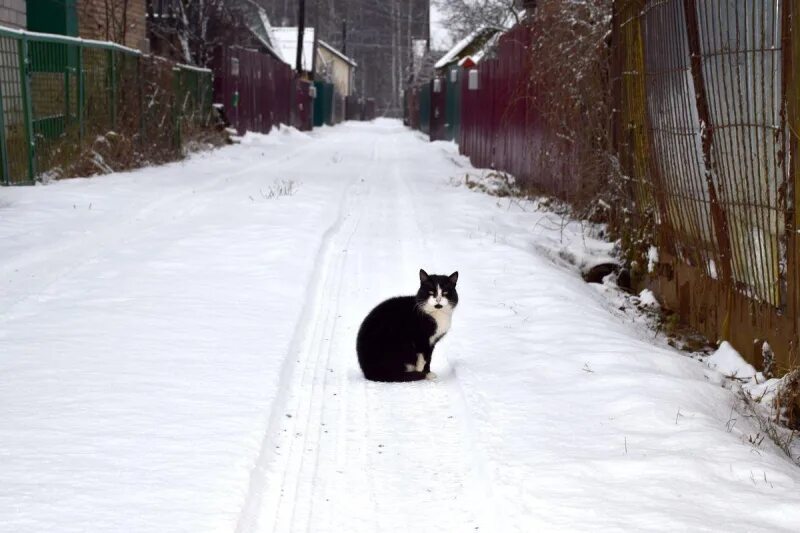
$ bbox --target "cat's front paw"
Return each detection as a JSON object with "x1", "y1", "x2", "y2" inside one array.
[
  {"x1": 415, "y1": 353, "x2": 426, "y2": 372},
  {"x1": 426, "y1": 372, "x2": 438, "y2": 381}
]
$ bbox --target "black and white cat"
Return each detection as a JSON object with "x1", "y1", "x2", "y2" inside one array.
[{"x1": 357, "y1": 269, "x2": 459, "y2": 382}]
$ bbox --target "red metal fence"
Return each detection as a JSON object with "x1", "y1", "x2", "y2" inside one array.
[
  {"x1": 211, "y1": 46, "x2": 315, "y2": 134},
  {"x1": 456, "y1": 22, "x2": 581, "y2": 199}
]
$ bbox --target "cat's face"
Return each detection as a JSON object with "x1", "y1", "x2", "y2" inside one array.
[{"x1": 416, "y1": 269, "x2": 459, "y2": 313}]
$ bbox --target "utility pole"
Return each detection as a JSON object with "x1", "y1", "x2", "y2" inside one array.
[
  {"x1": 342, "y1": 19, "x2": 347, "y2": 55},
  {"x1": 296, "y1": 0, "x2": 306, "y2": 74},
  {"x1": 311, "y1": 0, "x2": 319, "y2": 77}
]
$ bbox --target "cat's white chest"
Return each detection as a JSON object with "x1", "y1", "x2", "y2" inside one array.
[{"x1": 428, "y1": 308, "x2": 452, "y2": 346}]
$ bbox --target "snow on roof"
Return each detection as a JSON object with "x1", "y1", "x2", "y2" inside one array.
[
  {"x1": 435, "y1": 9, "x2": 529, "y2": 70},
  {"x1": 272, "y1": 27, "x2": 316, "y2": 72},
  {"x1": 318, "y1": 40, "x2": 357, "y2": 68},
  {"x1": 434, "y1": 29, "x2": 481, "y2": 69},
  {"x1": 232, "y1": 0, "x2": 286, "y2": 63}
]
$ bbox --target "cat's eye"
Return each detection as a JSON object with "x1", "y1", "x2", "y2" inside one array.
[
  {"x1": 442, "y1": 292, "x2": 449, "y2": 296},
  {"x1": 428, "y1": 291, "x2": 434, "y2": 295}
]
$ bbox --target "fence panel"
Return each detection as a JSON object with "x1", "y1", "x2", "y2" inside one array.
[
  {"x1": 445, "y1": 67, "x2": 461, "y2": 142},
  {"x1": 614, "y1": 0, "x2": 795, "y2": 371},
  {"x1": 211, "y1": 46, "x2": 293, "y2": 136},
  {"x1": 429, "y1": 76, "x2": 447, "y2": 141},
  {"x1": 0, "y1": 28, "x2": 213, "y2": 186}
]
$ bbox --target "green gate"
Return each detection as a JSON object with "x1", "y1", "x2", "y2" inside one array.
[
  {"x1": 313, "y1": 81, "x2": 334, "y2": 127},
  {"x1": 0, "y1": 27, "x2": 213, "y2": 186},
  {"x1": 445, "y1": 67, "x2": 461, "y2": 142},
  {"x1": 418, "y1": 82, "x2": 431, "y2": 135}
]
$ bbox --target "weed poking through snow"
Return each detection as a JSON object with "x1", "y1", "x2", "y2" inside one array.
[{"x1": 249, "y1": 179, "x2": 298, "y2": 202}]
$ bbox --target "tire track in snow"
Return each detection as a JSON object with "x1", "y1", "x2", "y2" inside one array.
[
  {"x1": 398, "y1": 152, "x2": 503, "y2": 533},
  {"x1": 297, "y1": 132, "x2": 482, "y2": 532},
  {"x1": 233, "y1": 138, "x2": 378, "y2": 533}
]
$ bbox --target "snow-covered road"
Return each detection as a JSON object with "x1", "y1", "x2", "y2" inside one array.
[{"x1": 2, "y1": 120, "x2": 799, "y2": 532}]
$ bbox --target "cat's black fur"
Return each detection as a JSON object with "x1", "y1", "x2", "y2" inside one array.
[{"x1": 357, "y1": 269, "x2": 459, "y2": 382}]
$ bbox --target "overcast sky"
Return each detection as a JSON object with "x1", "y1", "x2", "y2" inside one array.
[{"x1": 429, "y1": 4, "x2": 452, "y2": 51}]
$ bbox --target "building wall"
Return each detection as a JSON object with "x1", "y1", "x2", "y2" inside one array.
[
  {"x1": 78, "y1": 0, "x2": 148, "y2": 50},
  {"x1": 319, "y1": 47, "x2": 353, "y2": 97},
  {"x1": 0, "y1": 0, "x2": 26, "y2": 28},
  {"x1": 0, "y1": 1, "x2": 25, "y2": 133}
]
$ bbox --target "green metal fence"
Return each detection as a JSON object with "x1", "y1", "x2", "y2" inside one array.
[
  {"x1": 445, "y1": 67, "x2": 461, "y2": 142},
  {"x1": 0, "y1": 27, "x2": 214, "y2": 186},
  {"x1": 313, "y1": 81, "x2": 334, "y2": 127}
]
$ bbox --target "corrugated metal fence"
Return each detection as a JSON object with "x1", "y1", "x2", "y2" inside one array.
[
  {"x1": 613, "y1": 0, "x2": 797, "y2": 372},
  {"x1": 212, "y1": 46, "x2": 292, "y2": 135},
  {"x1": 409, "y1": 1, "x2": 800, "y2": 374},
  {"x1": 0, "y1": 27, "x2": 213, "y2": 185}
]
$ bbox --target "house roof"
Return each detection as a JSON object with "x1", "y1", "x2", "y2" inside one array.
[
  {"x1": 271, "y1": 27, "x2": 316, "y2": 71},
  {"x1": 434, "y1": 27, "x2": 500, "y2": 70},
  {"x1": 435, "y1": 9, "x2": 529, "y2": 70},
  {"x1": 233, "y1": 0, "x2": 287, "y2": 63},
  {"x1": 318, "y1": 40, "x2": 357, "y2": 68}
]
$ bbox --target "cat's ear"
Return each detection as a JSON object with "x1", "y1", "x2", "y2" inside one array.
[
  {"x1": 419, "y1": 269, "x2": 430, "y2": 283},
  {"x1": 448, "y1": 271, "x2": 459, "y2": 285}
]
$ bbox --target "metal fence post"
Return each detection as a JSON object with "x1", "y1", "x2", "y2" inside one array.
[
  {"x1": 77, "y1": 44, "x2": 84, "y2": 143},
  {"x1": 0, "y1": 77, "x2": 9, "y2": 185},
  {"x1": 683, "y1": 0, "x2": 733, "y2": 288},
  {"x1": 64, "y1": 53, "x2": 71, "y2": 125},
  {"x1": 109, "y1": 49, "x2": 117, "y2": 130},
  {"x1": 783, "y1": 0, "x2": 800, "y2": 362},
  {"x1": 172, "y1": 66, "x2": 181, "y2": 150},
  {"x1": 137, "y1": 55, "x2": 144, "y2": 144},
  {"x1": 18, "y1": 35, "x2": 35, "y2": 183}
]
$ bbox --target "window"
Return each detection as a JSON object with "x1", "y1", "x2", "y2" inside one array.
[{"x1": 27, "y1": 0, "x2": 78, "y2": 36}]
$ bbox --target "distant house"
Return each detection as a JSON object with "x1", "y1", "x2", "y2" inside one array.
[
  {"x1": 433, "y1": 27, "x2": 502, "y2": 75},
  {"x1": 317, "y1": 40, "x2": 356, "y2": 97},
  {"x1": 0, "y1": 0, "x2": 147, "y2": 138},
  {"x1": 147, "y1": 0, "x2": 285, "y2": 66},
  {"x1": 0, "y1": 0, "x2": 148, "y2": 49},
  {"x1": 434, "y1": 8, "x2": 531, "y2": 77},
  {"x1": 0, "y1": 1, "x2": 26, "y2": 29}
]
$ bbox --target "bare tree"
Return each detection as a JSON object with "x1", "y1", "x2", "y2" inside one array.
[
  {"x1": 433, "y1": 0, "x2": 520, "y2": 41},
  {"x1": 79, "y1": 0, "x2": 131, "y2": 45},
  {"x1": 148, "y1": 0, "x2": 243, "y2": 66}
]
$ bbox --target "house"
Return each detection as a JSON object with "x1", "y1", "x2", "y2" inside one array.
[
  {"x1": 147, "y1": 0, "x2": 285, "y2": 66},
  {"x1": 0, "y1": 0, "x2": 148, "y2": 49},
  {"x1": 317, "y1": 40, "x2": 356, "y2": 97},
  {"x1": 434, "y1": 5, "x2": 533, "y2": 77},
  {"x1": 433, "y1": 27, "x2": 502, "y2": 75},
  {"x1": 0, "y1": 1, "x2": 25, "y2": 29}
]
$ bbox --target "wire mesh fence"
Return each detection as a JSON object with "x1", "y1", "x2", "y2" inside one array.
[
  {"x1": 0, "y1": 28, "x2": 214, "y2": 186},
  {"x1": 613, "y1": 0, "x2": 796, "y2": 371}
]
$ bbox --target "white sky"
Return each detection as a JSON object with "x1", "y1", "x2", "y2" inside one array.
[{"x1": 429, "y1": 3, "x2": 452, "y2": 51}]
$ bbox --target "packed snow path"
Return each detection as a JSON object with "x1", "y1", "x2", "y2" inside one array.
[{"x1": 2, "y1": 120, "x2": 800, "y2": 532}]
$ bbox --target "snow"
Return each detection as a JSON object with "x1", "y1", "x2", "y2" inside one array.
[
  {"x1": 638, "y1": 288, "x2": 660, "y2": 308},
  {"x1": 2, "y1": 120, "x2": 800, "y2": 532},
  {"x1": 435, "y1": 29, "x2": 484, "y2": 69},
  {"x1": 708, "y1": 341, "x2": 758, "y2": 380},
  {"x1": 647, "y1": 244, "x2": 659, "y2": 272}
]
